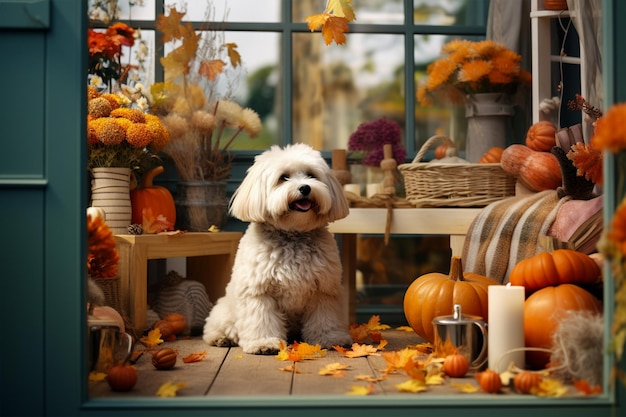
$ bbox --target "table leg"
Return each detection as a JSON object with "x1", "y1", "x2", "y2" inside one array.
[
  {"x1": 129, "y1": 244, "x2": 148, "y2": 331},
  {"x1": 340, "y1": 233, "x2": 357, "y2": 325}
]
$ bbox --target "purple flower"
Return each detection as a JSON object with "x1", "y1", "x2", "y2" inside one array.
[{"x1": 348, "y1": 118, "x2": 405, "y2": 166}]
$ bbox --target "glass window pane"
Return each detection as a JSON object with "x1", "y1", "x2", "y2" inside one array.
[
  {"x1": 413, "y1": 0, "x2": 487, "y2": 26},
  {"x1": 292, "y1": 33, "x2": 405, "y2": 150},
  {"x1": 88, "y1": 0, "x2": 155, "y2": 22},
  {"x1": 292, "y1": 0, "x2": 404, "y2": 24},
  {"x1": 166, "y1": 0, "x2": 280, "y2": 22}
]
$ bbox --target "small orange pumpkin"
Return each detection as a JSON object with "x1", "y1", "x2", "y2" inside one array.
[
  {"x1": 107, "y1": 361, "x2": 138, "y2": 392},
  {"x1": 403, "y1": 256, "x2": 500, "y2": 343},
  {"x1": 478, "y1": 147, "x2": 504, "y2": 164},
  {"x1": 152, "y1": 348, "x2": 178, "y2": 370},
  {"x1": 475, "y1": 369, "x2": 502, "y2": 393},
  {"x1": 525, "y1": 121, "x2": 557, "y2": 152},
  {"x1": 524, "y1": 284, "x2": 602, "y2": 369},
  {"x1": 434, "y1": 144, "x2": 450, "y2": 159},
  {"x1": 163, "y1": 313, "x2": 187, "y2": 335},
  {"x1": 130, "y1": 166, "x2": 176, "y2": 230},
  {"x1": 443, "y1": 353, "x2": 469, "y2": 378},
  {"x1": 513, "y1": 371, "x2": 542, "y2": 394},
  {"x1": 509, "y1": 249, "x2": 601, "y2": 294}
]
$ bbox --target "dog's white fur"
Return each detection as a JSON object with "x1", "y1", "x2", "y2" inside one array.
[{"x1": 202, "y1": 143, "x2": 353, "y2": 354}]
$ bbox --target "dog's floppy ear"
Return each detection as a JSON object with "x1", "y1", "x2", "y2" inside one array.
[
  {"x1": 229, "y1": 151, "x2": 272, "y2": 222},
  {"x1": 324, "y1": 166, "x2": 350, "y2": 222}
]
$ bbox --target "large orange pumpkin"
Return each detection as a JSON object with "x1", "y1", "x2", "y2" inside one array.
[
  {"x1": 525, "y1": 121, "x2": 557, "y2": 152},
  {"x1": 509, "y1": 249, "x2": 601, "y2": 294},
  {"x1": 403, "y1": 256, "x2": 500, "y2": 343},
  {"x1": 130, "y1": 166, "x2": 176, "y2": 230},
  {"x1": 501, "y1": 144, "x2": 562, "y2": 191},
  {"x1": 524, "y1": 283, "x2": 602, "y2": 369}
]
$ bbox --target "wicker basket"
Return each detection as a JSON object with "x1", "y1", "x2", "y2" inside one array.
[
  {"x1": 398, "y1": 135, "x2": 516, "y2": 208},
  {"x1": 93, "y1": 277, "x2": 121, "y2": 312}
]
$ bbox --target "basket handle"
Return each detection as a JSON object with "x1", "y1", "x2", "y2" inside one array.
[{"x1": 412, "y1": 135, "x2": 456, "y2": 163}]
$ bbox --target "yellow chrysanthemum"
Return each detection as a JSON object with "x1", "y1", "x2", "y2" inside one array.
[
  {"x1": 99, "y1": 93, "x2": 122, "y2": 111},
  {"x1": 110, "y1": 107, "x2": 146, "y2": 124},
  {"x1": 126, "y1": 123, "x2": 153, "y2": 148},
  {"x1": 92, "y1": 118, "x2": 125, "y2": 146},
  {"x1": 458, "y1": 60, "x2": 492, "y2": 83},
  {"x1": 87, "y1": 97, "x2": 112, "y2": 119},
  {"x1": 592, "y1": 103, "x2": 626, "y2": 152}
]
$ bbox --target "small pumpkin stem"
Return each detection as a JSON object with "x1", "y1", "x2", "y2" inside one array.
[
  {"x1": 449, "y1": 256, "x2": 465, "y2": 282},
  {"x1": 142, "y1": 165, "x2": 165, "y2": 189}
]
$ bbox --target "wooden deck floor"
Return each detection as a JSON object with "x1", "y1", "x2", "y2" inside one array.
[{"x1": 88, "y1": 329, "x2": 551, "y2": 399}]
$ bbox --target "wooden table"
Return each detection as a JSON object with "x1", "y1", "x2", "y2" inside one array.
[
  {"x1": 328, "y1": 208, "x2": 481, "y2": 323},
  {"x1": 114, "y1": 232, "x2": 242, "y2": 331}
]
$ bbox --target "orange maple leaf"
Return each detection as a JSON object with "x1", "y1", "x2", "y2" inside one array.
[
  {"x1": 275, "y1": 340, "x2": 326, "y2": 362},
  {"x1": 224, "y1": 43, "x2": 241, "y2": 68},
  {"x1": 334, "y1": 342, "x2": 382, "y2": 358},
  {"x1": 305, "y1": 13, "x2": 330, "y2": 32},
  {"x1": 182, "y1": 350, "x2": 207, "y2": 363},
  {"x1": 322, "y1": 16, "x2": 350, "y2": 45},
  {"x1": 198, "y1": 59, "x2": 226, "y2": 81},
  {"x1": 141, "y1": 208, "x2": 173, "y2": 234},
  {"x1": 573, "y1": 379, "x2": 602, "y2": 395},
  {"x1": 156, "y1": 7, "x2": 187, "y2": 43}
]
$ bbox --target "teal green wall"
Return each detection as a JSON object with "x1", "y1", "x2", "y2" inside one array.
[{"x1": 0, "y1": 0, "x2": 623, "y2": 415}]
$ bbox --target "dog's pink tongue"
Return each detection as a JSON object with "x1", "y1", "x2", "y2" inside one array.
[{"x1": 294, "y1": 199, "x2": 312, "y2": 211}]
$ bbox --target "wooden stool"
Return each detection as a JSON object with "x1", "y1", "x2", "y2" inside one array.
[{"x1": 114, "y1": 232, "x2": 242, "y2": 331}]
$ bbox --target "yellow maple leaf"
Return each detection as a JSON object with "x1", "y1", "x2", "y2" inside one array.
[
  {"x1": 355, "y1": 374, "x2": 386, "y2": 382},
  {"x1": 156, "y1": 380, "x2": 186, "y2": 398},
  {"x1": 304, "y1": 13, "x2": 330, "y2": 32},
  {"x1": 208, "y1": 225, "x2": 221, "y2": 232},
  {"x1": 198, "y1": 59, "x2": 226, "y2": 82},
  {"x1": 224, "y1": 43, "x2": 241, "y2": 68},
  {"x1": 531, "y1": 378, "x2": 569, "y2": 397},
  {"x1": 182, "y1": 350, "x2": 207, "y2": 363},
  {"x1": 334, "y1": 343, "x2": 380, "y2": 358},
  {"x1": 451, "y1": 382, "x2": 480, "y2": 393},
  {"x1": 140, "y1": 328, "x2": 164, "y2": 347},
  {"x1": 142, "y1": 208, "x2": 173, "y2": 234},
  {"x1": 88, "y1": 371, "x2": 107, "y2": 382},
  {"x1": 396, "y1": 326, "x2": 415, "y2": 332},
  {"x1": 319, "y1": 362, "x2": 350, "y2": 376},
  {"x1": 275, "y1": 341, "x2": 326, "y2": 362},
  {"x1": 346, "y1": 384, "x2": 374, "y2": 396},
  {"x1": 396, "y1": 379, "x2": 428, "y2": 393},
  {"x1": 425, "y1": 373, "x2": 444, "y2": 385},
  {"x1": 326, "y1": 0, "x2": 356, "y2": 21},
  {"x1": 381, "y1": 348, "x2": 417, "y2": 373}
]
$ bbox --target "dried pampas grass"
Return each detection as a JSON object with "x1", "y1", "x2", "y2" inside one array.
[{"x1": 550, "y1": 310, "x2": 604, "y2": 386}]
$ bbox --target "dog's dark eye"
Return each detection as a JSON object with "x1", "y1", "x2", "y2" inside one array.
[
  {"x1": 279, "y1": 174, "x2": 289, "y2": 182},
  {"x1": 306, "y1": 172, "x2": 316, "y2": 179}
]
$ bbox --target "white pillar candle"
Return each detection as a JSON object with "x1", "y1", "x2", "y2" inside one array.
[
  {"x1": 343, "y1": 183, "x2": 361, "y2": 196},
  {"x1": 488, "y1": 284, "x2": 525, "y2": 373}
]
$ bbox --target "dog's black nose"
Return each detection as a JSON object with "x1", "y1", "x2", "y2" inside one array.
[{"x1": 299, "y1": 185, "x2": 311, "y2": 196}]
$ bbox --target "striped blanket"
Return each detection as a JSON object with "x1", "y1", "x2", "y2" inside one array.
[{"x1": 461, "y1": 190, "x2": 570, "y2": 284}]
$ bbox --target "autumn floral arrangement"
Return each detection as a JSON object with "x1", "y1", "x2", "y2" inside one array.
[
  {"x1": 87, "y1": 85, "x2": 170, "y2": 169},
  {"x1": 416, "y1": 39, "x2": 532, "y2": 106},
  {"x1": 87, "y1": 22, "x2": 137, "y2": 91},
  {"x1": 348, "y1": 118, "x2": 406, "y2": 167},
  {"x1": 149, "y1": 6, "x2": 262, "y2": 182}
]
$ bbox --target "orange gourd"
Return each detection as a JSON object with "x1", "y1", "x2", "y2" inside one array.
[
  {"x1": 443, "y1": 353, "x2": 469, "y2": 378},
  {"x1": 525, "y1": 121, "x2": 557, "y2": 152},
  {"x1": 163, "y1": 313, "x2": 187, "y2": 335},
  {"x1": 475, "y1": 369, "x2": 502, "y2": 393},
  {"x1": 403, "y1": 256, "x2": 499, "y2": 343},
  {"x1": 509, "y1": 249, "x2": 601, "y2": 294},
  {"x1": 478, "y1": 147, "x2": 504, "y2": 164},
  {"x1": 434, "y1": 144, "x2": 450, "y2": 159},
  {"x1": 513, "y1": 371, "x2": 542, "y2": 394},
  {"x1": 500, "y1": 144, "x2": 562, "y2": 191},
  {"x1": 524, "y1": 284, "x2": 602, "y2": 369},
  {"x1": 107, "y1": 361, "x2": 138, "y2": 392},
  {"x1": 130, "y1": 166, "x2": 176, "y2": 229}
]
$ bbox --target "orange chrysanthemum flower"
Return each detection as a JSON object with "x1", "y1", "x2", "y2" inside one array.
[
  {"x1": 458, "y1": 60, "x2": 492, "y2": 83},
  {"x1": 110, "y1": 107, "x2": 146, "y2": 124},
  {"x1": 87, "y1": 215, "x2": 119, "y2": 278},
  {"x1": 126, "y1": 123, "x2": 153, "y2": 148},
  {"x1": 425, "y1": 59, "x2": 457, "y2": 91},
  {"x1": 567, "y1": 142, "x2": 603, "y2": 185},
  {"x1": 90, "y1": 118, "x2": 125, "y2": 146},
  {"x1": 592, "y1": 103, "x2": 626, "y2": 152}
]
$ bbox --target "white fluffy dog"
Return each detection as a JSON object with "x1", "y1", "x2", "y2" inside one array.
[{"x1": 202, "y1": 143, "x2": 353, "y2": 354}]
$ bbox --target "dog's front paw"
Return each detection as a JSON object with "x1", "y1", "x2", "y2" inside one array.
[
  {"x1": 315, "y1": 331, "x2": 353, "y2": 349},
  {"x1": 240, "y1": 337, "x2": 283, "y2": 355}
]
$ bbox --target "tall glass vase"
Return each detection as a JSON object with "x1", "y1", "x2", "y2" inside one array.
[
  {"x1": 90, "y1": 167, "x2": 132, "y2": 235},
  {"x1": 465, "y1": 93, "x2": 514, "y2": 163},
  {"x1": 175, "y1": 180, "x2": 229, "y2": 231}
]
